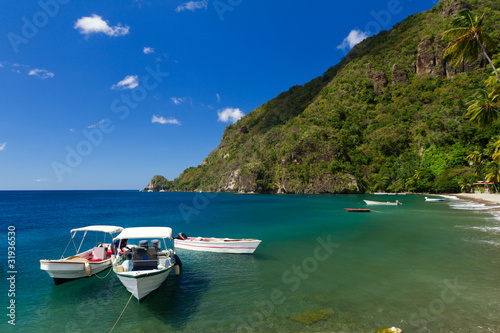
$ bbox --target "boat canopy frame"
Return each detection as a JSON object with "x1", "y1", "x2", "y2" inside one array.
[
  {"x1": 60, "y1": 225, "x2": 123, "y2": 259},
  {"x1": 113, "y1": 227, "x2": 174, "y2": 253}
]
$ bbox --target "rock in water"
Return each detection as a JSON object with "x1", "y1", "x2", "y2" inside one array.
[{"x1": 290, "y1": 310, "x2": 334, "y2": 325}]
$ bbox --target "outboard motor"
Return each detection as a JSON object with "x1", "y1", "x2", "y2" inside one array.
[{"x1": 174, "y1": 253, "x2": 182, "y2": 276}]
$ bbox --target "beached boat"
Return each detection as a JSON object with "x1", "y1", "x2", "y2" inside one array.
[
  {"x1": 364, "y1": 200, "x2": 402, "y2": 206},
  {"x1": 40, "y1": 225, "x2": 123, "y2": 285},
  {"x1": 112, "y1": 227, "x2": 177, "y2": 303},
  {"x1": 345, "y1": 208, "x2": 371, "y2": 213},
  {"x1": 174, "y1": 236, "x2": 262, "y2": 254},
  {"x1": 425, "y1": 197, "x2": 445, "y2": 202}
]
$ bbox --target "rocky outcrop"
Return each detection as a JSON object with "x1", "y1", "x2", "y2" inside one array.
[
  {"x1": 215, "y1": 167, "x2": 359, "y2": 194},
  {"x1": 391, "y1": 64, "x2": 408, "y2": 85},
  {"x1": 416, "y1": 37, "x2": 437, "y2": 76},
  {"x1": 217, "y1": 169, "x2": 241, "y2": 192},
  {"x1": 302, "y1": 173, "x2": 359, "y2": 194},
  {"x1": 144, "y1": 175, "x2": 169, "y2": 192},
  {"x1": 439, "y1": 0, "x2": 469, "y2": 17},
  {"x1": 373, "y1": 71, "x2": 388, "y2": 95},
  {"x1": 367, "y1": 64, "x2": 388, "y2": 95},
  {"x1": 434, "y1": 37, "x2": 446, "y2": 78},
  {"x1": 416, "y1": 36, "x2": 482, "y2": 78}
]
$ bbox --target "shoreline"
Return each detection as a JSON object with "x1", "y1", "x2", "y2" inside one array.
[
  {"x1": 451, "y1": 193, "x2": 500, "y2": 206},
  {"x1": 448, "y1": 193, "x2": 500, "y2": 217}
]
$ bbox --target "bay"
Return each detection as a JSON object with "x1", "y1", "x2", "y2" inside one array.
[{"x1": 1, "y1": 191, "x2": 499, "y2": 332}]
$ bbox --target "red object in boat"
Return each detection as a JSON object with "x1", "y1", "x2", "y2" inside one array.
[{"x1": 345, "y1": 208, "x2": 370, "y2": 213}]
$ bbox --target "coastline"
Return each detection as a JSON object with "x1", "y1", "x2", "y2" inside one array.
[
  {"x1": 449, "y1": 193, "x2": 500, "y2": 217},
  {"x1": 451, "y1": 193, "x2": 500, "y2": 205}
]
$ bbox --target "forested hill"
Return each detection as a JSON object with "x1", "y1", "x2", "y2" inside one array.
[{"x1": 149, "y1": 0, "x2": 500, "y2": 194}]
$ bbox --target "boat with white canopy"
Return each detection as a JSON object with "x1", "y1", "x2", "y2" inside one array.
[
  {"x1": 40, "y1": 225, "x2": 123, "y2": 285},
  {"x1": 112, "y1": 227, "x2": 178, "y2": 303}
]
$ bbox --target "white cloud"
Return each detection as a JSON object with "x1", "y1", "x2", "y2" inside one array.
[
  {"x1": 74, "y1": 14, "x2": 130, "y2": 37},
  {"x1": 0, "y1": 63, "x2": 4, "y2": 68},
  {"x1": 152, "y1": 115, "x2": 181, "y2": 125},
  {"x1": 176, "y1": 0, "x2": 208, "y2": 12},
  {"x1": 69, "y1": 128, "x2": 76, "y2": 133},
  {"x1": 171, "y1": 97, "x2": 185, "y2": 105},
  {"x1": 216, "y1": 93, "x2": 221, "y2": 103},
  {"x1": 28, "y1": 68, "x2": 54, "y2": 79},
  {"x1": 217, "y1": 107, "x2": 244, "y2": 123},
  {"x1": 143, "y1": 47, "x2": 155, "y2": 54},
  {"x1": 88, "y1": 119, "x2": 106, "y2": 129},
  {"x1": 0, "y1": 142, "x2": 6, "y2": 151},
  {"x1": 34, "y1": 178, "x2": 48, "y2": 182},
  {"x1": 111, "y1": 75, "x2": 138, "y2": 90},
  {"x1": 337, "y1": 29, "x2": 368, "y2": 50}
]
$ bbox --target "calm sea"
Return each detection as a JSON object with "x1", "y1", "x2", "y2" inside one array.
[{"x1": 1, "y1": 191, "x2": 499, "y2": 332}]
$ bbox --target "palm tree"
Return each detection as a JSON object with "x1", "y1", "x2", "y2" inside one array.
[
  {"x1": 443, "y1": 9, "x2": 499, "y2": 83},
  {"x1": 466, "y1": 89, "x2": 500, "y2": 127},
  {"x1": 492, "y1": 140, "x2": 500, "y2": 162},
  {"x1": 467, "y1": 148, "x2": 486, "y2": 180},
  {"x1": 484, "y1": 161, "x2": 500, "y2": 193}
]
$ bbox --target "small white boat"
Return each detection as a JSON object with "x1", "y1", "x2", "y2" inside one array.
[
  {"x1": 425, "y1": 197, "x2": 445, "y2": 202},
  {"x1": 174, "y1": 236, "x2": 262, "y2": 254},
  {"x1": 40, "y1": 225, "x2": 123, "y2": 285},
  {"x1": 364, "y1": 200, "x2": 402, "y2": 206},
  {"x1": 112, "y1": 227, "x2": 177, "y2": 303}
]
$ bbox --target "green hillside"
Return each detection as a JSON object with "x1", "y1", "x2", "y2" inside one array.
[{"x1": 153, "y1": 0, "x2": 500, "y2": 194}]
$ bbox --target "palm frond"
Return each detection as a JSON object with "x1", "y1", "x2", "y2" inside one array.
[
  {"x1": 481, "y1": 33, "x2": 498, "y2": 54},
  {"x1": 442, "y1": 27, "x2": 472, "y2": 39},
  {"x1": 466, "y1": 89, "x2": 500, "y2": 127},
  {"x1": 451, "y1": 9, "x2": 474, "y2": 28}
]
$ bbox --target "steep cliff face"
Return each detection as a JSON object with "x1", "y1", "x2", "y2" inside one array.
[
  {"x1": 156, "y1": 0, "x2": 500, "y2": 194},
  {"x1": 415, "y1": 35, "x2": 484, "y2": 78}
]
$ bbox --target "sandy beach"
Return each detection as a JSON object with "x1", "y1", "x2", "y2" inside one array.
[
  {"x1": 450, "y1": 193, "x2": 500, "y2": 219},
  {"x1": 452, "y1": 193, "x2": 500, "y2": 206}
]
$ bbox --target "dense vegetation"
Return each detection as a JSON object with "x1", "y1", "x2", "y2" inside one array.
[{"x1": 149, "y1": 0, "x2": 500, "y2": 194}]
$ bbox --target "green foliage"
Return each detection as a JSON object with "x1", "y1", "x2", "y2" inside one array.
[{"x1": 157, "y1": 0, "x2": 500, "y2": 194}]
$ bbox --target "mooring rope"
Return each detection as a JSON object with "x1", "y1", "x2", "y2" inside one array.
[
  {"x1": 109, "y1": 285, "x2": 137, "y2": 333},
  {"x1": 94, "y1": 266, "x2": 113, "y2": 279}
]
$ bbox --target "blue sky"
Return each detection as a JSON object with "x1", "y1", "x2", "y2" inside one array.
[{"x1": 0, "y1": 0, "x2": 437, "y2": 190}]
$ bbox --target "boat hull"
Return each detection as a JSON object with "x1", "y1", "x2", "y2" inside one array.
[
  {"x1": 115, "y1": 266, "x2": 172, "y2": 303},
  {"x1": 346, "y1": 208, "x2": 370, "y2": 213},
  {"x1": 40, "y1": 258, "x2": 112, "y2": 285},
  {"x1": 425, "y1": 197, "x2": 445, "y2": 202},
  {"x1": 363, "y1": 200, "x2": 401, "y2": 206},
  {"x1": 174, "y1": 238, "x2": 261, "y2": 254}
]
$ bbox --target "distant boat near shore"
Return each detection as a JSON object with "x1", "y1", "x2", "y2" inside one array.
[
  {"x1": 364, "y1": 200, "x2": 402, "y2": 206},
  {"x1": 425, "y1": 197, "x2": 445, "y2": 202},
  {"x1": 346, "y1": 208, "x2": 371, "y2": 213}
]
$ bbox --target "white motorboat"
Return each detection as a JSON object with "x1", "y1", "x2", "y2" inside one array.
[
  {"x1": 364, "y1": 200, "x2": 402, "y2": 206},
  {"x1": 112, "y1": 227, "x2": 177, "y2": 303},
  {"x1": 425, "y1": 197, "x2": 445, "y2": 202},
  {"x1": 174, "y1": 236, "x2": 262, "y2": 254},
  {"x1": 40, "y1": 225, "x2": 123, "y2": 285}
]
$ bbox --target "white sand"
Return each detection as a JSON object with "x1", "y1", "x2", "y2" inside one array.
[{"x1": 453, "y1": 193, "x2": 500, "y2": 205}]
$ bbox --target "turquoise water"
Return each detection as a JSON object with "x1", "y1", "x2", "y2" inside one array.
[{"x1": 1, "y1": 191, "x2": 500, "y2": 332}]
